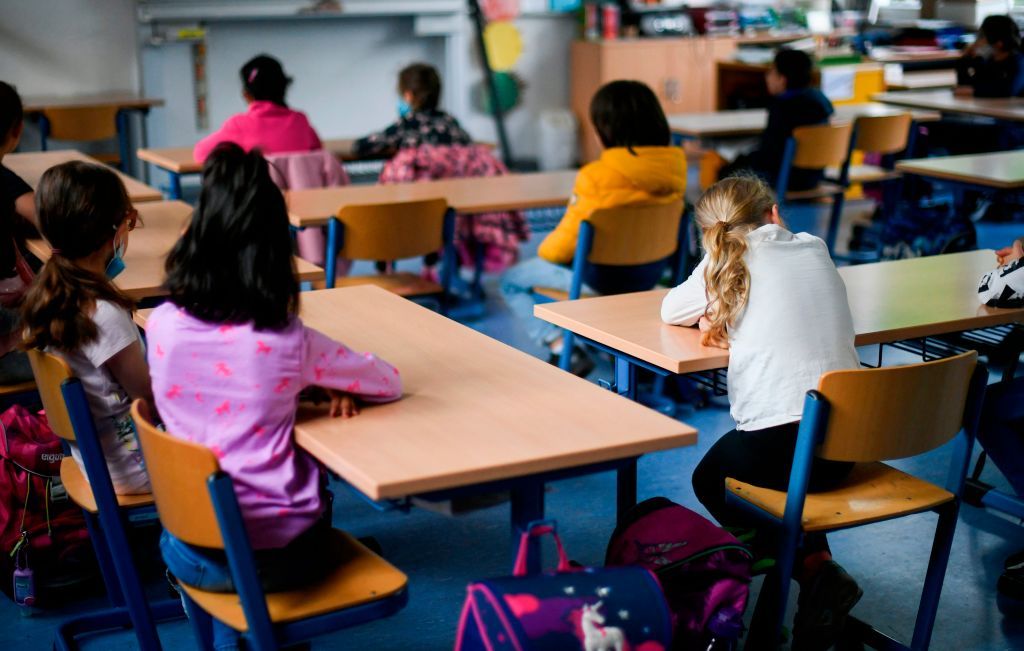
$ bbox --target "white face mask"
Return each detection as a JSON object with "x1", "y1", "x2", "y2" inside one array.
[{"x1": 975, "y1": 43, "x2": 995, "y2": 59}]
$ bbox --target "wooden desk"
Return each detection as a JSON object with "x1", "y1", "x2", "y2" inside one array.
[
  {"x1": 534, "y1": 251, "x2": 1024, "y2": 388},
  {"x1": 5, "y1": 150, "x2": 163, "y2": 203},
  {"x1": 22, "y1": 93, "x2": 164, "y2": 113},
  {"x1": 896, "y1": 151, "x2": 1024, "y2": 190},
  {"x1": 27, "y1": 200, "x2": 324, "y2": 301},
  {"x1": 867, "y1": 48, "x2": 962, "y2": 65},
  {"x1": 886, "y1": 70, "x2": 958, "y2": 91},
  {"x1": 289, "y1": 170, "x2": 577, "y2": 287},
  {"x1": 138, "y1": 286, "x2": 695, "y2": 541},
  {"x1": 874, "y1": 90, "x2": 1024, "y2": 122}
]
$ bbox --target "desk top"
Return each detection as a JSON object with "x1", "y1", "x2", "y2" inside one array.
[
  {"x1": 137, "y1": 138, "x2": 359, "y2": 174},
  {"x1": 874, "y1": 90, "x2": 1024, "y2": 122},
  {"x1": 535, "y1": 250, "x2": 1024, "y2": 375},
  {"x1": 868, "y1": 48, "x2": 962, "y2": 64},
  {"x1": 896, "y1": 151, "x2": 1024, "y2": 190},
  {"x1": 5, "y1": 150, "x2": 163, "y2": 202},
  {"x1": 287, "y1": 170, "x2": 578, "y2": 227},
  {"x1": 139, "y1": 286, "x2": 697, "y2": 500},
  {"x1": 27, "y1": 200, "x2": 323, "y2": 301},
  {"x1": 22, "y1": 93, "x2": 165, "y2": 112},
  {"x1": 887, "y1": 70, "x2": 958, "y2": 91},
  {"x1": 669, "y1": 103, "x2": 940, "y2": 139}
]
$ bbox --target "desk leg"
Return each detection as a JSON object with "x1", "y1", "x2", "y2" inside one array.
[
  {"x1": 325, "y1": 218, "x2": 338, "y2": 289},
  {"x1": 617, "y1": 458, "x2": 638, "y2": 524},
  {"x1": 614, "y1": 356, "x2": 637, "y2": 401},
  {"x1": 169, "y1": 172, "x2": 183, "y2": 201},
  {"x1": 510, "y1": 481, "x2": 545, "y2": 574}
]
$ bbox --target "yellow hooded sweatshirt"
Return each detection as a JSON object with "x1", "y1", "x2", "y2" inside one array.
[{"x1": 538, "y1": 146, "x2": 687, "y2": 265}]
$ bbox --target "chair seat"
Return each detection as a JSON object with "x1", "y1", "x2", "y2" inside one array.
[
  {"x1": 60, "y1": 457, "x2": 154, "y2": 514},
  {"x1": 331, "y1": 273, "x2": 442, "y2": 297},
  {"x1": 784, "y1": 181, "x2": 846, "y2": 202},
  {"x1": 0, "y1": 380, "x2": 37, "y2": 396},
  {"x1": 181, "y1": 529, "x2": 408, "y2": 632},
  {"x1": 726, "y1": 462, "x2": 954, "y2": 533},
  {"x1": 91, "y1": 153, "x2": 122, "y2": 166},
  {"x1": 827, "y1": 164, "x2": 902, "y2": 184}
]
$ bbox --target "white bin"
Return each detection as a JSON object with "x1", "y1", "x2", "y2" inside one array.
[{"x1": 537, "y1": 110, "x2": 578, "y2": 171}]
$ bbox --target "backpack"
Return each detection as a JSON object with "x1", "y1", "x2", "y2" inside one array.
[
  {"x1": 456, "y1": 521, "x2": 674, "y2": 651},
  {"x1": 0, "y1": 405, "x2": 94, "y2": 608},
  {"x1": 605, "y1": 498, "x2": 752, "y2": 650}
]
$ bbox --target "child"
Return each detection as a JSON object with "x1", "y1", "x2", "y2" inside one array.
[
  {"x1": 193, "y1": 54, "x2": 321, "y2": 162},
  {"x1": 0, "y1": 82, "x2": 35, "y2": 383},
  {"x1": 956, "y1": 15, "x2": 1024, "y2": 98},
  {"x1": 354, "y1": 62, "x2": 472, "y2": 159},
  {"x1": 500, "y1": 80, "x2": 685, "y2": 375},
  {"x1": 20, "y1": 161, "x2": 150, "y2": 494},
  {"x1": 661, "y1": 175, "x2": 861, "y2": 648},
  {"x1": 147, "y1": 143, "x2": 401, "y2": 648},
  {"x1": 721, "y1": 49, "x2": 833, "y2": 191}
]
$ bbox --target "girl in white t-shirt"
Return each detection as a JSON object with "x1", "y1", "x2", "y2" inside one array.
[
  {"x1": 21, "y1": 161, "x2": 151, "y2": 495},
  {"x1": 662, "y1": 175, "x2": 861, "y2": 649}
]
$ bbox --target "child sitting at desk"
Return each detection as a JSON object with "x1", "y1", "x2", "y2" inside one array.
[
  {"x1": 661, "y1": 175, "x2": 862, "y2": 649},
  {"x1": 719, "y1": 49, "x2": 833, "y2": 192},
  {"x1": 956, "y1": 15, "x2": 1024, "y2": 98},
  {"x1": 20, "y1": 162, "x2": 151, "y2": 495},
  {"x1": 148, "y1": 143, "x2": 402, "y2": 651},
  {"x1": 354, "y1": 62, "x2": 472, "y2": 159},
  {"x1": 501, "y1": 80, "x2": 685, "y2": 376},
  {"x1": 193, "y1": 54, "x2": 322, "y2": 162}
]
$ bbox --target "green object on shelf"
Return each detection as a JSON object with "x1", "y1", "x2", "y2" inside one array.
[
  {"x1": 473, "y1": 71, "x2": 523, "y2": 115},
  {"x1": 819, "y1": 54, "x2": 864, "y2": 66}
]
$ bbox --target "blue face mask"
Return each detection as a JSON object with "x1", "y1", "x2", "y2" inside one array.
[
  {"x1": 105, "y1": 238, "x2": 126, "y2": 279},
  {"x1": 397, "y1": 99, "x2": 412, "y2": 118}
]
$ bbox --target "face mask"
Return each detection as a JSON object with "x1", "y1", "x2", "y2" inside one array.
[
  {"x1": 976, "y1": 43, "x2": 995, "y2": 59},
  {"x1": 397, "y1": 99, "x2": 412, "y2": 118},
  {"x1": 105, "y1": 238, "x2": 126, "y2": 279}
]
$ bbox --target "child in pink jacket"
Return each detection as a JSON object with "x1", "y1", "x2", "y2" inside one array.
[
  {"x1": 193, "y1": 54, "x2": 322, "y2": 162},
  {"x1": 150, "y1": 143, "x2": 401, "y2": 650}
]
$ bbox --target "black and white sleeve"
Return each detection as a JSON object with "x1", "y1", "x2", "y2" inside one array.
[{"x1": 979, "y1": 258, "x2": 1024, "y2": 308}]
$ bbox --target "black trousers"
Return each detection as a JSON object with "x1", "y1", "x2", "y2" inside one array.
[{"x1": 693, "y1": 422, "x2": 853, "y2": 555}]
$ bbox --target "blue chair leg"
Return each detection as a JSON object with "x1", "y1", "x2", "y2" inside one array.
[
  {"x1": 182, "y1": 592, "x2": 216, "y2": 651},
  {"x1": 168, "y1": 172, "x2": 183, "y2": 201},
  {"x1": 325, "y1": 219, "x2": 339, "y2": 289},
  {"x1": 911, "y1": 501, "x2": 959, "y2": 650},
  {"x1": 83, "y1": 511, "x2": 125, "y2": 606},
  {"x1": 826, "y1": 192, "x2": 847, "y2": 256},
  {"x1": 748, "y1": 522, "x2": 800, "y2": 648},
  {"x1": 558, "y1": 329, "x2": 575, "y2": 372}
]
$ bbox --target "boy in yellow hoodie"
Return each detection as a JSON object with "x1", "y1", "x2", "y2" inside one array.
[{"x1": 501, "y1": 80, "x2": 686, "y2": 374}]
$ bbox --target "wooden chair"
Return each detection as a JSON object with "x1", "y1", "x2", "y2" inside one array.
[
  {"x1": 845, "y1": 113, "x2": 914, "y2": 185},
  {"x1": 131, "y1": 400, "x2": 409, "y2": 651},
  {"x1": 776, "y1": 122, "x2": 855, "y2": 256},
  {"x1": 26, "y1": 350, "x2": 179, "y2": 651},
  {"x1": 40, "y1": 106, "x2": 128, "y2": 170},
  {"x1": 328, "y1": 199, "x2": 456, "y2": 302},
  {"x1": 726, "y1": 351, "x2": 987, "y2": 650},
  {"x1": 531, "y1": 199, "x2": 687, "y2": 372}
]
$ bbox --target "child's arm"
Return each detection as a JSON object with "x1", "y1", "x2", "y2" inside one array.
[
  {"x1": 193, "y1": 117, "x2": 244, "y2": 162},
  {"x1": 105, "y1": 341, "x2": 154, "y2": 404},
  {"x1": 354, "y1": 123, "x2": 402, "y2": 159},
  {"x1": 661, "y1": 255, "x2": 709, "y2": 326},
  {"x1": 537, "y1": 167, "x2": 599, "y2": 265},
  {"x1": 301, "y1": 326, "x2": 402, "y2": 403},
  {"x1": 979, "y1": 239, "x2": 1024, "y2": 308}
]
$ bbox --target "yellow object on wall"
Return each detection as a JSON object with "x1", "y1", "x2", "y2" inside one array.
[{"x1": 484, "y1": 21, "x2": 524, "y2": 72}]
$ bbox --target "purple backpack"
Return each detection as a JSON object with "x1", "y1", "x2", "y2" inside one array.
[
  {"x1": 605, "y1": 498, "x2": 752, "y2": 649},
  {"x1": 456, "y1": 521, "x2": 673, "y2": 651}
]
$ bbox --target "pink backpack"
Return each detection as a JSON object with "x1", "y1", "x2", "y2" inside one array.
[{"x1": 605, "y1": 497, "x2": 752, "y2": 649}]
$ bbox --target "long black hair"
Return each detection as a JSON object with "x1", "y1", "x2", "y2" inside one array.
[
  {"x1": 980, "y1": 15, "x2": 1023, "y2": 53},
  {"x1": 165, "y1": 143, "x2": 298, "y2": 330},
  {"x1": 240, "y1": 54, "x2": 292, "y2": 107},
  {"x1": 589, "y1": 80, "x2": 670, "y2": 153},
  {"x1": 0, "y1": 81, "x2": 23, "y2": 142},
  {"x1": 21, "y1": 162, "x2": 134, "y2": 351}
]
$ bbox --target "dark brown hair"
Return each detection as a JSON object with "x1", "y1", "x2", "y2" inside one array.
[
  {"x1": 21, "y1": 161, "x2": 134, "y2": 352},
  {"x1": 589, "y1": 80, "x2": 671, "y2": 153},
  {"x1": 241, "y1": 54, "x2": 291, "y2": 106},
  {"x1": 0, "y1": 81, "x2": 23, "y2": 142},
  {"x1": 398, "y1": 63, "x2": 442, "y2": 111}
]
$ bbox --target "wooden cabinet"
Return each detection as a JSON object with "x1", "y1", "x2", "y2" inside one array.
[{"x1": 570, "y1": 37, "x2": 739, "y2": 162}]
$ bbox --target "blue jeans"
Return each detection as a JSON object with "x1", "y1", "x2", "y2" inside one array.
[
  {"x1": 500, "y1": 258, "x2": 582, "y2": 347},
  {"x1": 978, "y1": 377, "x2": 1024, "y2": 497}
]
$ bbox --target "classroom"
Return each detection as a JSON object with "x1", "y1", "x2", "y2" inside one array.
[{"x1": 1, "y1": 0, "x2": 1024, "y2": 649}]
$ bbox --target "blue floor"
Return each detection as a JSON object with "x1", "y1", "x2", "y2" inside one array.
[{"x1": 2, "y1": 203, "x2": 1023, "y2": 649}]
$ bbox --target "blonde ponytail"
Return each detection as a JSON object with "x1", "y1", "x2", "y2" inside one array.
[{"x1": 696, "y1": 176, "x2": 778, "y2": 347}]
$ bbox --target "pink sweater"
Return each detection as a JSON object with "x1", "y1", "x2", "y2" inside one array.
[
  {"x1": 146, "y1": 303, "x2": 401, "y2": 548},
  {"x1": 193, "y1": 101, "x2": 322, "y2": 162}
]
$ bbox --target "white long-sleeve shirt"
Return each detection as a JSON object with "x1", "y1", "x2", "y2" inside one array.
[
  {"x1": 661, "y1": 224, "x2": 859, "y2": 431},
  {"x1": 978, "y1": 257, "x2": 1024, "y2": 308}
]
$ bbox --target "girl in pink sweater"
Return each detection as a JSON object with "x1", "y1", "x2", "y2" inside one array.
[
  {"x1": 150, "y1": 143, "x2": 400, "y2": 650},
  {"x1": 193, "y1": 54, "x2": 322, "y2": 162}
]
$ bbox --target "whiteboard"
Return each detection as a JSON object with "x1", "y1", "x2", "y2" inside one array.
[{"x1": 137, "y1": 0, "x2": 466, "y2": 22}]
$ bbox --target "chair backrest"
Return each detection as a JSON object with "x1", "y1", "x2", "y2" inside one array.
[
  {"x1": 854, "y1": 113, "x2": 913, "y2": 155},
  {"x1": 585, "y1": 199, "x2": 685, "y2": 266},
  {"x1": 815, "y1": 351, "x2": 978, "y2": 462},
  {"x1": 42, "y1": 107, "x2": 120, "y2": 142},
  {"x1": 26, "y1": 349, "x2": 76, "y2": 441},
  {"x1": 130, "y1": 400, "x2": 224, "y2": 549},
  {"x1": 336, "y1": 198, "x2": 450, "y2": 261},
  {"x1": 791, "y1": 122, "x2": 854, "y2": 170}
]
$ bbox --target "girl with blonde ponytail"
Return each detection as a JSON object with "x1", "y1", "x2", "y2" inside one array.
[{"x1": 662, "y1": 175, "x2": 863, "y2": 648}]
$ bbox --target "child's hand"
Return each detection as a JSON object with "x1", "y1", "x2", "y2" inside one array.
[
  {"x1": 996, "y1": 239, "x2": 1024, "y2": 266},
  {"x1": 953, "y1": 85, "x2": 974, "y2": 98},
  {"x1": 326, "y1": 390, "x2": 360, "y2": 419}
]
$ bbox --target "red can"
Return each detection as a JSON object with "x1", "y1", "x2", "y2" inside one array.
[{"x1": 602, "y1": 3, "x2": 620, "y2": 40}]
